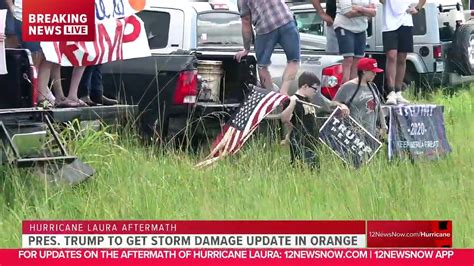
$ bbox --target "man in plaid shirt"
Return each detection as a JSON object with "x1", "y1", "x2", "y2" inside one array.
[{"x1": 235, "y1": 0, "x2": 300, "y2": 96}]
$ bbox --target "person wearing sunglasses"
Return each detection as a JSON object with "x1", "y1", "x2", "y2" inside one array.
[
  {"x1": 334, "y1": 58, "x2": 388, "y2": 139},
  {"x1": 281, "y1": 71, "x2": 349, "y2": 169}
]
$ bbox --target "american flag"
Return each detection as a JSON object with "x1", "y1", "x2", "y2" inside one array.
[{"x1": 199, "y1": 86, "x2": 289, "y2": 164}]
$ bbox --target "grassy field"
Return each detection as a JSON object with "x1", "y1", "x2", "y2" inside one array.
[{"x1": 0, "y1": 86, "x2": 473, "y2": 248}]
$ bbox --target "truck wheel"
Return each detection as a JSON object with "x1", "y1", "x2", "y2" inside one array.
[
  {"x1": 448, "y1": 24, "x2": 474, "y2": 76},
  {"x1": 404, "y1": 67, "x2": 419, "y2": 88},
  {"x1": 137, "y1": 109, "x2": 168, "y2": 145},
  {"x1": 403, "y1": 63, "x2": 420, "y2": 94}
]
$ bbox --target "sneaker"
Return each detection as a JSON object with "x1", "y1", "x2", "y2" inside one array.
[
  {"x1": 395, "y1": 91, "x2": 410, "y2": 104},
  {"x1": 386, "y1": 91, "x2": 397, "y2": 105}
]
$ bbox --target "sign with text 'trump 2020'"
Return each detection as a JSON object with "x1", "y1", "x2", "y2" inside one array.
[{"x1": 388, "y1": 105, "x2": 452, "y2": 161}]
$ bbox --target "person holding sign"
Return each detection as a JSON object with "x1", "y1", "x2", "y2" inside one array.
[
  {"x1": 11, "y1": 0, "x2": 86, "y2": 108},
  {"x1": 334, "y1": 58, "x2": 388, "y2": 138},
  {"x1": 281, "y1": 72, "x2": 349, "y2": 169}
]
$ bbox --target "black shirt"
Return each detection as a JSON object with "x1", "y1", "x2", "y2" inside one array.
[
  {"x1": 284, "y1": 94, "x2": 318, "y2": 148},
  {"x1": 326, "y1": 0, "x2": 337, "y2": 20}
]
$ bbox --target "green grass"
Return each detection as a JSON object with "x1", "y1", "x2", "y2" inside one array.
[{"x1": 0, "y1": 86, "x2": 473, "y2": 248}]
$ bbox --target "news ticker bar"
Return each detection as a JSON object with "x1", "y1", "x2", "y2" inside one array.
[
  {"x1": 21, "y1": 220, "x2": 452, "y2": 248},
  {"x1": 1, "y1": 249, "x2": 473, "y2": 266},
  {"x1": 22, "y1": 234, "x2": 367, "y2": 248}
]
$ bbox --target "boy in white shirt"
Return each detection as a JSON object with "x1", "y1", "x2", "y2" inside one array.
[{"x1": 381, "y1": 0, "x2": 426, "y2": 105}]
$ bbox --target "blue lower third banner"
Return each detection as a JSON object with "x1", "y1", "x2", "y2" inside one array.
[
  {"x1": 319, "y1": 107, "x2": 382, "y2": 168},
  {"x1": 388, "y1": 105, "x2": 452, "y2": 160}
]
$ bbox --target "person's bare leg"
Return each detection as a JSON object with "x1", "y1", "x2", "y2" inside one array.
[
  {"x1": 50, "y1": 64, "x2": 65, "y2": 100},
  {"x1": 278, "y1": 61, "x2": 299, "y2": 145},
  {"x1": 341, "y1": 56, "x2": 354, "y2": 83},
  {"x1": 385, "y1": 49, "x2": 398, "y2": 89},
  {"x1": 350, "y1": 57, "x2": 361, "y2": 80},
  {"x1": 258, "y1": 66, "x2": 273, "y2": 90},
  {"x1": 66, "y1": 66, "x2": 86, "y2": 102},
  {"x1": 280, "y1": 61, "x2": 299, "y2": 95},
  {"x1": 394, "y1": 52, "x2": 410, "y2": 103},
  {"x1": 31, "y1": 51, "x2": 43, "y2": 69},
  {"x1": 395, "y1": 52, "x2": 408, "y2": 89},
  {"x1": 36, "y1": 56, "x2": 54, "y2": 103},
  {"x1": 384, "y1": 49, "x2": 399, "y2": 104}
]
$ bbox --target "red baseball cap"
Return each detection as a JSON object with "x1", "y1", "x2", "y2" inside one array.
[{"x1": 357, "y1": 58, "x2": 384, "y2": 73}]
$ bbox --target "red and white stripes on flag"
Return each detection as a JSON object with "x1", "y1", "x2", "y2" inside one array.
[{"x1": 196, "y1": 87, "x2": 289, "y2": 167}]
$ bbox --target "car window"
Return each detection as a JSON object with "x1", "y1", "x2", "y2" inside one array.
[
  {"x1": 412, "y1": 9, "x2": 427, "y2": 35},
  {"x1": 294, "y1": 12, "x2": 325, "y2": 36},
  {"x1": 197, "y1": 12, "x2": 243, "y2": 47},
  {"x1": 136, "y1": 11, "x2": 170, "y2": 49}
]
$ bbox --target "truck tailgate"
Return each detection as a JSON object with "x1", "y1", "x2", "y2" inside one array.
[{"x1": 269, "y1": 50, "x2": 343, "y2": 94}]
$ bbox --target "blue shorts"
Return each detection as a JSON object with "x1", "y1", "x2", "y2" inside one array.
[
  {"x1": 254, "y1": 21, "x2": 300, "y2": 67},
  {"x1": 14, "y1": 18, "x2": 42, "y2": 53},
  {"x1": 335, "y1": 28, "x2": 366, "y2": 58}
]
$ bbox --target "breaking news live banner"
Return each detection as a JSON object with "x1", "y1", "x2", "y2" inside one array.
[
  {"x1": 23, "y1": 0, "x2": 152, "y2": 66},
  {"x1": 0, "y1": 221, "x2": 473, "y2": 266}
]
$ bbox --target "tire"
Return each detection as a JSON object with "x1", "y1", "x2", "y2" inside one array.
[
  {"x1": 447, "y1": 24, "x2": 474, "y2": 76},
  {"x1": 404, "y1": 64, "x2": 431, "y2": 97},
  {"x1": 138, "y1": 107, "x2": 169, "y2": 145},
  {"x1": 403, "y1": 65, "x2": 419, "y2": 89}
]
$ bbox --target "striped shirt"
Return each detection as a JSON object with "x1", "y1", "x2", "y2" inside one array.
[{"x1": 238, "y1": 0, "x2": 294, "y2": 35}]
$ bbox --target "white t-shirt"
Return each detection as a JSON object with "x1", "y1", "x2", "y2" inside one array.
[
  {"x1": 382, "y1": 0, "x2": 416, "y2": 32},
  {"x1": 13, "y1": 0, "x2": 22, "y2": 21},
  {"x1": 334, "y1": 0, "x2": 378, "y2": 33}
]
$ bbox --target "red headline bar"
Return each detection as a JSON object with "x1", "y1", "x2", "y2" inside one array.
[
  {"x1": 22, "y1": 221, "x2": 366, "y2": 235},
  {"x1": 367, "y1": 221, "x2": 452, "y2": 248},
  {"x1": 0, "y1": 249, "x2": 472, "y2": 266}
]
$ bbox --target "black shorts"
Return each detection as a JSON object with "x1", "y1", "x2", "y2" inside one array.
[{"x1": 382, "y1": 26, "x2": 414, "y2": 53}]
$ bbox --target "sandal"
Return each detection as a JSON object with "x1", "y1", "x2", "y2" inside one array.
[
  {"x1": 55, "y1": 98, "x2": 81, "y2": 108},
  {"x1": 74, "y1": 98, "x2": 89, "y2": 107}
]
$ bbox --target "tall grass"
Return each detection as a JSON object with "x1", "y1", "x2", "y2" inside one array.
[{"x1": 0, "y1": 87, "x2": 473, "y2": 248}]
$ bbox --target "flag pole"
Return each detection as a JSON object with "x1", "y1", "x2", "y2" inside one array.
[
  {"x1": 295, "y1": 99, "x2": 322, "y2": 109},
  {"x1": 266, "y1": 99, "x2": 323, "y2": 120}
]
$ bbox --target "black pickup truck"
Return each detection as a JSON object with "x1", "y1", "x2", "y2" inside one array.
[
  {"x1": 100, "y1": 2, "x2": 342, "y2": 147},
  {"x1": 0, "y1": 48, "x2": 136, "y2": 184},
  {"x1": 101, "y1": 50, "x2": 257, "y2": 146}
]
